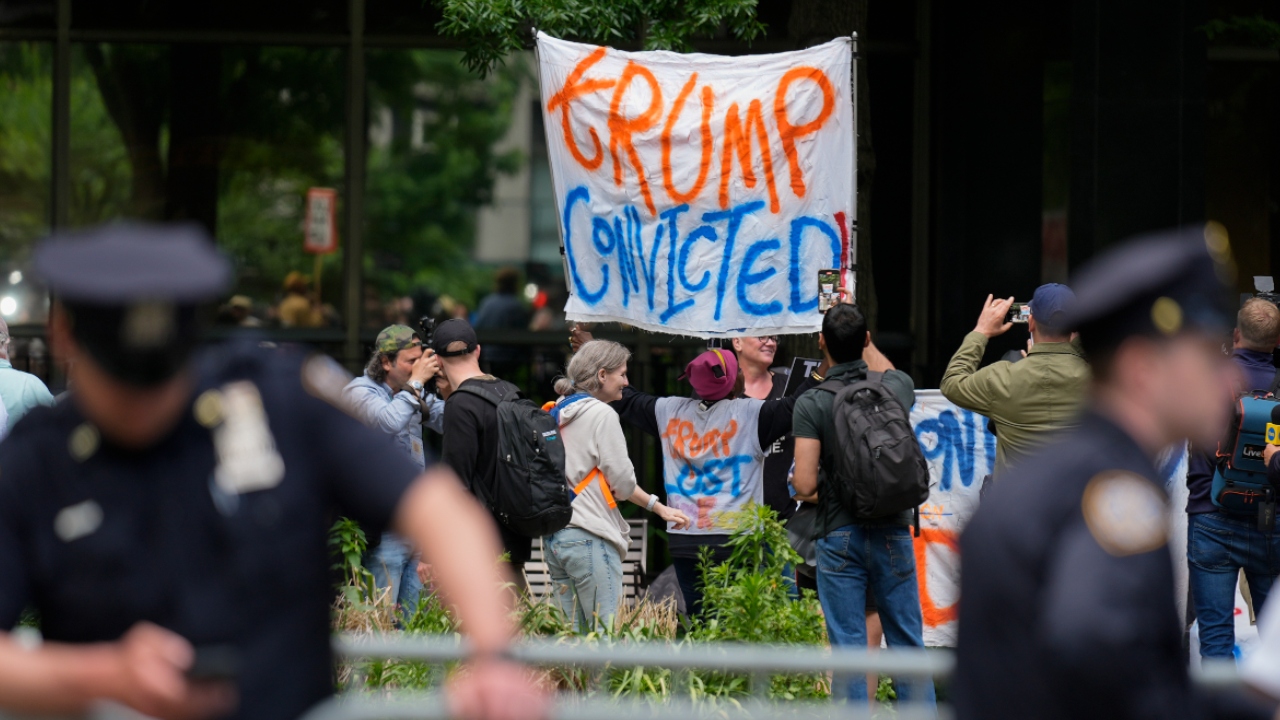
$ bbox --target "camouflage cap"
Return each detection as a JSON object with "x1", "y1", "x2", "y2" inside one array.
[{"x1": 375, "y1": 324, "x2": 420, "y2": 354}]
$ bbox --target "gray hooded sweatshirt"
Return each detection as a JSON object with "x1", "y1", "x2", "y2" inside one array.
[{"x1": 554, "y1": 395, "x2": 638, "y2": 558}]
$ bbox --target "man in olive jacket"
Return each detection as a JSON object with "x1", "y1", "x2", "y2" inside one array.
[{"x1": 941, "y1": 284, "x2": 1091, "y2": 474}]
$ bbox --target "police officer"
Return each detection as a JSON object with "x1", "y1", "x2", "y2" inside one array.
[
  {"x1": 0, "y1": 223, "x2": 546, "y2": 720},
  {"x1": 954, "y1": 225, "x2": 1274, "y2": 720}
]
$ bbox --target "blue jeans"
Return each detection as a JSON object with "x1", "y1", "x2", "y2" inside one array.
[
  {"x1": 817, "y1": 523, "x2": 936, "y2": 713},
  {"x1": 544, "y1": 527, "x2": 623, "y2": 632},
  {"x1": 362, "y1": 532, "x2": 423, "y2": 619},
  {"x1": 1188, "y1": 512, "x2": 1280, "y2": 659}
]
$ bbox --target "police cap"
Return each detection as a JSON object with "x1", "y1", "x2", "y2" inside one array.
[
  {"x1": 35, "y1": 222, "x2": 232, "y2": 387},
  {"x1": 1064, "y1": 224, "x2": 1235, "y2": 355}
]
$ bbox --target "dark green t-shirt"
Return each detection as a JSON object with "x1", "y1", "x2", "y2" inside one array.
[{"x1": 792, "y1": 360, "x2": 917, "y2": 536}]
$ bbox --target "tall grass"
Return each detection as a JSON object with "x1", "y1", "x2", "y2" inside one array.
[{"x1": 331, "y1": 506, "x2": 843, "y2": 703}]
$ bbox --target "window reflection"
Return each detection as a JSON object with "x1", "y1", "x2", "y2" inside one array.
[{"x1": 69, "y1": 43, "x2": 346, "y2": 328}]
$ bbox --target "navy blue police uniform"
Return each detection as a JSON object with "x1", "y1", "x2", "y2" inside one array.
[
  {"x1": 954, "y1": 226, "x2": 1274, "y2": 720},
  {"x1": 0, "y1": 224, "x2": 426, "y2": 720}
]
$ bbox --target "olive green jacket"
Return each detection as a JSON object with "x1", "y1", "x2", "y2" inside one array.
[{"x1": 940, "y1": 331, "x2": 1091, "y2": 473}]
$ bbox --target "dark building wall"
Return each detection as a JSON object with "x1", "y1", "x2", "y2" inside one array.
[
  {"x1": 1069, "y1": 0, "x2": 1208, "y2": 264},
  {"x1": 926, "y1": 0, "x2": 1046, "y2": 384}
]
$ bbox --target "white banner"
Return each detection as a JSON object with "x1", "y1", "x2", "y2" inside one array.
[
  {"x1": 909, "y1": 391, "x2": 995, "y2": 647},
  {"x1": 536, "y1": 33, "x2": 855, "y2": 338},
  {"x1": 909, "y1": 392, "x2": 1194, "y2": 648}
]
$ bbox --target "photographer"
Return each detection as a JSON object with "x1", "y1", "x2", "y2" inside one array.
[
  {"x1": 343, "y1": 324, "x2": 445, "y2": 615},
  {"x1": 940, "y1": 284, "x2": 1090, "y2": 475},
  {"x1": 1197, "y1": 298, "x2": 1280, "y2": 660}
]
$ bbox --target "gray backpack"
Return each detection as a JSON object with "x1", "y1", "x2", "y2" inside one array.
[{"x1": 816, "y1": 373, "x2": 930, "y2": 521}]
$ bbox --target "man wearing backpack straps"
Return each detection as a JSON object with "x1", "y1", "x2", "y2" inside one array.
[
  {"x1": 433, "y1": 319, "x2": 535, "y2": 585},
  {"x1": 1186, "y1": 297, "x2": 1280, "y2": 660},
  {"x1": 790, "y1": 304, "x2": 936, "y2": 711}
]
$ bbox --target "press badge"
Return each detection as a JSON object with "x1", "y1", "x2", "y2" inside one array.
[{"x1": 209, "y1": 381, "x2": 285, "y2": 495}]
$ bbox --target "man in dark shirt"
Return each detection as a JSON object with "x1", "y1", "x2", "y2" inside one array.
[
  {"x1": 1186, "y1": 297, "x2": 1280, "y2": 659},
  {"x1": 789, "y1": 304, "x2": 932, "y2": 709},
  {"x1": 434, "y1": 319, "x2": 533, "y2": 579}
]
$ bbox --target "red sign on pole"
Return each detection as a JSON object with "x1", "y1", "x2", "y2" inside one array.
[{"x1": 304, "y1": 188, "x2": 338, "y2": 254}]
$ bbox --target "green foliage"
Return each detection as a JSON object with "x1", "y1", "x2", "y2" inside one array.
[
  {"x1": 434, "y1": 0, "x2": 767, "y2": 77},
  {"x1": 363, "y1": 50, "x2": 527, "y2": 304},
  {"x1": 1202, "y1": 15, "x2": 1280, "y2": 48},
  {"x1": 329, "y1": 517, "x2": 379, "y2": 605},
  {"x1": 686, "y1": 505, "x2": 829, "y2": 700}
]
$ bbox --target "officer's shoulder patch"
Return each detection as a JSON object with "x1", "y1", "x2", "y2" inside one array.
[
  {"x1": 1081, "y1": 470, "x2": 1168, "y2": 556},
  {"x1": 300, "y1": 353, "x2": 357, "y2": 416}
]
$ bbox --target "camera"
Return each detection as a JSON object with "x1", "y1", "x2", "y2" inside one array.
[
  {"x1": 416, "y1": 315, "x2": 439, "y2": 395},
  {"x1": 1250, "y1": 277, "x2": 1280, "y2": 310}
]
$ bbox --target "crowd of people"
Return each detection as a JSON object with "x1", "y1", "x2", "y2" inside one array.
[{"x1": 4, "y1": 221, "x2": 1280, "y2": 720}]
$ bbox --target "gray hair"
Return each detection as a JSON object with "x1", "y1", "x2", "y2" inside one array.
[{"x1": 555, "y1": 340, "x2": 630, "y2": 396}]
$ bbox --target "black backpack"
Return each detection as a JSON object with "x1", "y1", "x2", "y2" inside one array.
[
  {"x1": 457, "y1": 379, "x2": 572, "y2": 537},
  {"x1": 817, "y1": 373, "x2": 930, "y2": 522}
]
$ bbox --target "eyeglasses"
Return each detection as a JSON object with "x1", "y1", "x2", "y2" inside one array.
[{"x1": 756, "y1": 336, "x2": 779, "y2": 345}]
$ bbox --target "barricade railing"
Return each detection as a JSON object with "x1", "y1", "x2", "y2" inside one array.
[{"x1": 0, "y1": 636, "x2": 1249, "y2": 720}]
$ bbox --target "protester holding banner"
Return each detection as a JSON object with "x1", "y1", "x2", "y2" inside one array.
[
  {"x1": 570, "y1": 327, "x2": 821, "y2": 618},
  {"x1": 546, "y1": 340, "x2": 692, "y2": 631},
  {"x1": 732, "y1": 334, "x2": 800, "y2": 522}
]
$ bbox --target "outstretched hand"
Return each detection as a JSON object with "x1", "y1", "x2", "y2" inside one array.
[{"x1": 974, "y1": 295, "x2": 1015, "y2": 339}]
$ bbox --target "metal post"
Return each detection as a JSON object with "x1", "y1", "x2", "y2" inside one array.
[
  {"x1": 849, "y1": 32, "x2": 858, "y2": 301},
  {"x1": 909, "y1": 0, "x2": 932, "y2": 381},
  {"x1": 342, "y1": 0, "x2": 366, "y2": 368},
  {"x1": 51, "y1": 0, "x2": 70, "y2": 229}
]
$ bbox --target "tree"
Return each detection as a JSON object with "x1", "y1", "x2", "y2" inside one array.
[{"x1": 434, "y1": 0, "x2": 767, "y2": 77}]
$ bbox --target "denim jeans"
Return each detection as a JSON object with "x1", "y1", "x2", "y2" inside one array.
[
  {"x1": 544, "y1": 527, "x2": 623, "y2": 632},
  {"x1": 362, "y1": 532, "x2": 423, "y2": 619},
  {"x1": 816, "y1": 523, "x2": 936, "y2": 714},
  {"x1": 1188, "y1": 511, "x2": 1280, "y2": 659}
]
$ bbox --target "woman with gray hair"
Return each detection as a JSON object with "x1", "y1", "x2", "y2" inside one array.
[{"x1": 546, "y1": 340, "x2": 691, "y2": 631}]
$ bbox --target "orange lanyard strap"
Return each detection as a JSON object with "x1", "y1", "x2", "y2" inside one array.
[{"x1": 573, "y1": 468, "x2": 617, "y2": 509}]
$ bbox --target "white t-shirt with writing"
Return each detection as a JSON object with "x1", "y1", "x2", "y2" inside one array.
[{"x1": 654, "y1": 396, "x2": 764, "y2": 535}]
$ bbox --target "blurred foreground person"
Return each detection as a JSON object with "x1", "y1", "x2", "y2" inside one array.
[
  {"x1": 955, "y1": 225, "x2": 1275, "y2": 720},
  {"x1": 0, "y1": 224, "x2": 545, "y2": 720}
]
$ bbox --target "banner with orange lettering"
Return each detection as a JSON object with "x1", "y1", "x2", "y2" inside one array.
[
  {"x1": 909, "y1": 391, "x2": 996, "y2": 647},
  {"x1": 909, "y1": 393, "x2": 1191, "y2": 647},
  {"x1": 536, "y1": 32, "x2": 854, "y2": 338}
]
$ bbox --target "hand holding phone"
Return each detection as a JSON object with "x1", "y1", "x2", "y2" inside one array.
[{"x1": 818, "y1": 269, "x2": 841, "y2": 313}]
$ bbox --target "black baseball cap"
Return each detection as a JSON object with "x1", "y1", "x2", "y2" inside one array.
[{"x1": 430, "y1": 318, "x2": 478, "y2": 357}]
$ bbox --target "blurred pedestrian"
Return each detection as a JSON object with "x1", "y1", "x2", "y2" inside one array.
[
  {"x1": 0, "y1": 316, "x2": 55, "y2": 426},
  {"x1": 0, "y1": 223, "x2": 546, "y2": 720},
  {"x1": 472, "y1": 268, "x2": 530, "y2": 383},
  {"x1": 277, "y1": 271, "x2": 321, "y2": 328},
  {"x1": 955, "y1": 226, "x2": 1273, "y2": 720}
]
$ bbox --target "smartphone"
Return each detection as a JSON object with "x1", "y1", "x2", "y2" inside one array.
[
  {"x1": 1007, "y1": 302, "x2": 1030, "y2": 324},
  {"x1": 818, "y1": 269, "x2": 841, "y2": 313}
]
